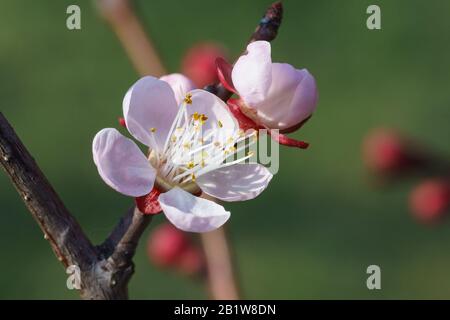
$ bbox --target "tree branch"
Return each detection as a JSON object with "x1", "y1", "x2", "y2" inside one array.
[
  {"x1": 0, "y1": 113, "x2": 97, "y2": 290},
  {"x1": 0, "y1": 113, "x2": 150, "y2": 299}
]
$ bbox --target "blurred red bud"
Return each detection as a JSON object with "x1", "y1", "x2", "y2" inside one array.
[
  {"x1": 363, "y1": 128, "x2": 424, "y2": 176},
  {"x1": 363, "y1": 128, "x2": 408, "y2": 174},
  {"x1": 147, "y1": 223, "x2": 205, "y2": 277},
  {"x1": 409, "y1": 179, "x2": 450, "y2": 223},
  {"x1": 177, "y1": 246, "x2": 204, "y2": 276},
  {"x1": 182, "y1": 42, "x2": 228, "y2": 88},
  {"x1": 147, "y1": 223, "x2": 188, "y2": 267}
]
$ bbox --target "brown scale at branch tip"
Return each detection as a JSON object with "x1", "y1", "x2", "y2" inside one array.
[{"x1": 249, "y1": 1, "x2": 283, "y2": 43}]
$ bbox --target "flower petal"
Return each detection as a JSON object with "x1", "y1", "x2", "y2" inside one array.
[
  {"x1": 290, "y1": 69, "x2": 318, "y2": 126},
  {"x1": 93, "y1": 128, "x2": 156, "y2": 197},
  {"x1": 232, "y1": 41, "x2": 272, "y2": 106},
  {"x1": 123, "y1": 76, "x2": 178, "y2": 149},
  {"x1": 253, "y1": 65, "x2": 318, "y2": 130},
  {"x1": 160, "y1": 73, "x2": 196, "y2": 105},
  {"x1": 159, "y1": 187, "x2": 230, "y2": 233},
  {"x1": 187, "y1": 89, "x2": 238, "y2": 134},
  {"x1": 197, "y1": 164, "x2": 273, "y2": 201}
]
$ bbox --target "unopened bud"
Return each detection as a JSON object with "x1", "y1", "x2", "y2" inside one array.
[{"x1": 409, "y1": 179, "x2": 450, "y2": 224}]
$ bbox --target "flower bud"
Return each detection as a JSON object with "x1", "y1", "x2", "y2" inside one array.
[
  {"x1": 182, "y1": 42, "x2": 228, "y2": 88},
  {"x1": 363, "y1": 128, "x2": 425, "y2": 177},
  {"x1": 147, "y1": 223, "x2": 188, "y2": 267},
  {"x1": 409, "y1": 179, "x2": 450, "y2": 223},
  {"x1": 176, "y1": 246, "x2": 204, "y2": 276}
]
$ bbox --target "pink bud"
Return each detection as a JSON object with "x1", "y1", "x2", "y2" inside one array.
[
  {"x1": 182, "y1": 42, "x2": 228, "y2": 88},
  {"x1": 147, "y1": 223, "x2": 188, "y2": 267},
  {"x1": 409, "y1": 179, "x2": 450, "y2": 223},
  {"x1": 176, "y1": 246, "x2": 204, "y2": 276}
]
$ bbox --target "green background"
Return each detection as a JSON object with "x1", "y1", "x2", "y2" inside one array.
[{"x1": 1, "y1": 0, "x2": 449, "y2": 299}]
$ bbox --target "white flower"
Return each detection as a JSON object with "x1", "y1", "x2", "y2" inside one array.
[{"x1": 93, "y1": 75, "x2": 273, "y2": 232}]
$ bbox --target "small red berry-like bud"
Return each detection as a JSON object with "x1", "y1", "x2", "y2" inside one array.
[
  {"x1": 118, "y1": 117, "x2": 126, "y2": 128},
  {"x1": 363, "y1": 128, "x2": 425, "y2": 176},
  {"x1": 147, "y1": 223, "x2": 189, "y2": 267},
  {"x1": 176, "y1": 246, "x2": 204, "y2": 276},
  {"x1": 409, "y1": 179, "x2": 450, "y2": 223},
  {"x1": 182, "y1": 42, "x2": 228, "y2": 88}
]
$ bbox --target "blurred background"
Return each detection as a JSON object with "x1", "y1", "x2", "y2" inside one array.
[{"x1": 1, "y1": 0, "x2": 450, "y2": 299}]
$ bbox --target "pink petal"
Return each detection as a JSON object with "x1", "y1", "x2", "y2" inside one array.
[
  {"x1": 289, "y1": 69, "x2": 318, "y2": 127},
  {"x1": 253, "y1": 65, "x2": 317, "y2": 130},
  {"x1": 159, "y1": 187, "x2": 230, "y2": 233},
  {"x1": 93, "y1": 128, "x2": 156, "y2": 197},
  {"x1": 123, "y1": 76, "x2": 178, "y2": 149},
  {"x1": 160, "y1": 73, "x2": 196, "y2": 105},
  {"x1": 232, "y1": 41, "x2": 272, "y2": 106},
  {"x1": 197, "y1": 164, "x2": 273, "y2": 201}
]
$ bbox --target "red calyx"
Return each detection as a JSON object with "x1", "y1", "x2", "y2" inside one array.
[
  {"x1": 135, "y1": 187, "x2": 162, "y2": 215},
  {"x1": 216, "y1": 57, "x2": 237, "y2": 94},
  {"x1": 227, "y1": 98, "x2": 309, "y2": 149}
]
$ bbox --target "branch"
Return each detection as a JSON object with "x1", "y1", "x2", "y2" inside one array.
[
  {"x1": 0, "y1": 112, "x2": 151, "y2": 299},
  {"x1": 97, "y1": 0, "x2": 165, "y2": 77}
]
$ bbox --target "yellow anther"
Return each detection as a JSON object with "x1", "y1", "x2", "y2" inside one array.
[
  {"x1": 191, "y1": 173, "x2": 196, "y2": 182},
  {"x1": 226, "y1": 137, "x2": 234, "y2": 144},
  {"x1": 201, "y1": 159, "x2": 206, "y2": 168},
  {"x1": 184, "y1": 93, "x2": 193, "y2": 104},
  {"x1": 187, "y1": 161, "x2": 194, "y2": 169},
  {"x1": 183, "y1": 142, "x2": 191, "y2": 149},
  {"x1": 218, "y1": 120, "x2": 223, "y2": 128},
  {"x1": 247, "y1": 151, "x2": 254, "y2": 157},
  {"x1": 171, "y1": 135, "x2": 177, "y2": 142},
  {"x1": 199, "y1": 114, "x2": 208, "y2": 124},
  {"x1": 238, "y1": 129, "x2": 245, "y2": 137},
  {"x1": 192, "y1": 112, "x2": 200, "y2": 120},
  {"x1": 229, "y1": 146, "x2": 237, "y2": 152},
  {"x1": 150, "y1": 127, "x2": 157, "y2": 133}
]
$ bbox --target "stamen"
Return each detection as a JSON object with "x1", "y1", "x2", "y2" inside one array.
[{"x1": 184, "y1": 93, "x2": 193, "y2": 105}]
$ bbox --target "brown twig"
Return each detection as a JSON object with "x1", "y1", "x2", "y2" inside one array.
[
  {"x1": 97, "y1": 0, "x2": 166, "y2": 76},
  {"x1": 0, "y1": 113, "x2": 153, "y2": 299}
]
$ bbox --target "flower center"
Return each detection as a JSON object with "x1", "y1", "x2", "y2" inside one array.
[{"x1": 149, "y1": 93, "x2": 257, "y2": 193}]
